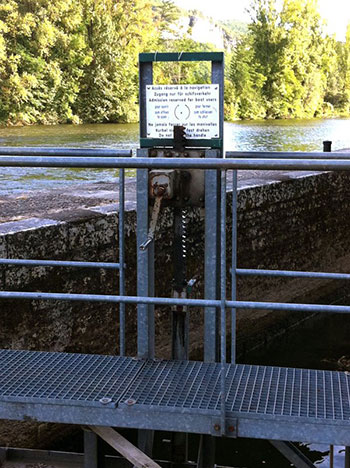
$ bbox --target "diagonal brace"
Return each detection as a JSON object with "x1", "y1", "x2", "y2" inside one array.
[
  {"x1": 88, "y1": 426, "x2": 161, "y2": 468},
  {"x1": 269, "y1": 440, "x2": 317, "y2": 468}
]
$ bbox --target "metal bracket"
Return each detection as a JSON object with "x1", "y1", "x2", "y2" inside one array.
[{"x1": 148, "y1": 148, "x2": 205, "y2": 207}]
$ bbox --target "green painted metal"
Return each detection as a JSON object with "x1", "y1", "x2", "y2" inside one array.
[
  {"x1": 140, "y1": 138, "x2": 222, "y2": 149},
  {"x1": 139, "y1": 52, "x2": 224, "y2": 63}
]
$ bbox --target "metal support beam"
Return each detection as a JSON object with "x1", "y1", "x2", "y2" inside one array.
[
  {"x1": 84, "y1": 428, "x2": 103, "y2": 468},
  {"x1": 269, "y1": 441, "x2": 316, "y2": 468},
  {"x1": 89, "y1": 426, "x2": 161, "y2": 468},
  {"x1": 231, "y1": 170, "x2": 237, "y2": 364},
  {"x1": 136, "y1": 149, "x2": 155, "y2": 359},
  {"x1": 345, "y1": 446, "x2": 350, "y2": 468},
  {"x1": 204, "y1": 149, "x2": 220, "y2": 363}
]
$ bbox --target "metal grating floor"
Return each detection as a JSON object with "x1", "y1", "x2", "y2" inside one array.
[
  {"x1": 0, "y1": 349, "x2": 144, "y2": 407},
  {"x1": 121, "y1": 359, "x2": 222, "y2": 410},
  {"x1": 124, "y1": 361, "x2": 350, "y2": 422},
  {"x1": 1, "y1": 350, "x2": 350, "y2": 423},
  {"x1": 225, "y1": 364, "x2": 350, "y2": 420}
]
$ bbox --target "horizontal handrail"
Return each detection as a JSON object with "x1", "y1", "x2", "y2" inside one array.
[
  {"x1": 0, "y1": 147, "x2": 132, "y2": 157},
  {"x1": 0, "y1": 259, "x2": 120, "y2": 269},
  {"x1": 235, "y1": 268, "x2": 350, "y2": 280},
  {"x1": 2, "y1": 155, "x2": 350, "y2": 170},
  {"x1": 1, "y1": 290, "x2": 350, "y2": 314},
  {"x1": 226, "y1": 151, "x2": 350, "y2": 160}
]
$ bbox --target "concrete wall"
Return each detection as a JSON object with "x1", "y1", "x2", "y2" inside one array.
[{"x1": 1, "y1": 169, "x2": 350, "y2": 446}]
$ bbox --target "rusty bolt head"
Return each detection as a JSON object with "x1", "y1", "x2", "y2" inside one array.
[
  {"x1": 214, "y1": 424, "x2": 220, "y2": 432},
  {"x1": 150, "y1": 149, "x2": 157, "y2": 157},
  {"x1": 228, "y1": 425, "x2": 235, "y2": 433},
  {"x1": 153, "y1": 184, "x2": 167, "y2": 197},
  {"x1": 200, "y1": 151, "x2": 205, "y2": 157},
  {"x1": 126, "y1": 398, "x2": 136, "y2": 406},
  {"x1": 183, "y1": 152, "x2": 189, "y2": 157}
]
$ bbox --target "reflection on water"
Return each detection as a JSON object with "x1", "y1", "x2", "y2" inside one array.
[
  {"x1": 1, "y1": 118, "x2": 350, "y2": 193},
  {"x1": 225, "y1": 117, "x2": 350, "y2": 152}
]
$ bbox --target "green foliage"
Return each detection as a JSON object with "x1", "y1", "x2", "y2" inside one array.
[
  {"x1": 2, "y1": 0, "x2": 350, "y2": 125},
  {"x1": 0, "y1": 0, "x2": 156, "y2": 125},
  {"x1": 228, "y1": 0, "x2": 350, "y2": 120}
]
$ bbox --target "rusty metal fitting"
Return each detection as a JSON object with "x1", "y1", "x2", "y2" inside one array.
[
  {"x1": 125, "y1": 399, "x2": 136, "y2": 406},
  {"x1": 214, "y1": 424, "x2": 220, "y2": 432},
  {"x1": 228, "y1": 425, "x2": 235, "y2": 433},
  {"x1": 152, "y1": 184, "x2": 167, "y2": 197}
]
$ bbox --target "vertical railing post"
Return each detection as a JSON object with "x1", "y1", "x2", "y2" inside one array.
[
  {"x1": 204, "y1": 149, "x2": 221, "y2": 363},
  {"x1": 119, "y1": 168, "x2": 126, "y2": 356},
  {"x1": 137, "y1": 58, "x2": 155, "y2": 359},
  {"x1": 231, "y1": 170, "x2": 238, "y2": 364},
  {"x1": 220, "y1": 170, "x2": 227, "y2": 435},
  {"x1": 136, "y1": 150, "x2": 155, "y2": 359},
  {"x1": 201, "y1": 53, "x2": 224, "y2": 468},
  {"x1": 136, "y1": 57, "x2": 155, "y2": 461}
]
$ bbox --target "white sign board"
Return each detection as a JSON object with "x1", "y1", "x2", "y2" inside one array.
[{"x1": 146, "y1": 84, "x2": 219, "y2": 139}]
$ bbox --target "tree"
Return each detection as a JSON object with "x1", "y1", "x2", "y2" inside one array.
[
  {"x1": 230, "y1": 35, "x2": 266, "y2": 119},
  {"x1": 229, "y1": 0, "x2": 332, "y2": 119}
]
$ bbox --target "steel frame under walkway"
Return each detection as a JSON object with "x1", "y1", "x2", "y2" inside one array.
[{"x1": 2, "y1": 150, "x2": 350, "y2": 466}]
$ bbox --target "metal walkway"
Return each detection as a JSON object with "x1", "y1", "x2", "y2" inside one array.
[
  {"x1": 1, "y1": 349, "x2": 350, "y2": 446},
  {"x1": 4, "y1": 149, "x2": 350, "y2": 467}
]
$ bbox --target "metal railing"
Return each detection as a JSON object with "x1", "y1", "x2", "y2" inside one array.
[{"x1": 2, "y1": 149, "x2": 350, "y2": 431}]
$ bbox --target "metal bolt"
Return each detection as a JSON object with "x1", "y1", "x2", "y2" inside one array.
[
  {"x1": 199, "y1": 196, "x2": 204, "y2": 202},
  {"x1": 126, "y1": 398, "x2": 136, "y2": 406},
  {"x1": 183, "y1": 152, "x2": 189, "y2": 157},
  {"x1": 150, "y1": 149, "x2": 157, "y2": 157},
  {"x1": 153, "y1": 185, "x2": 167, "y2": 197},
  {"x1": 99, "y1": 397, "x2": 112, "y2": 405},
  {"x1": 183, "y1": 196, "x2": 189, "y2": 202},
  {"x1": 200, "y1": 151, "x2": 205, "y2": 157},
  {"x1": 214, "y1": 424, "x2": 220, "y2": 432},
  {"x1": 228, "y1": 425, "x2": 235, "y2": 433}
]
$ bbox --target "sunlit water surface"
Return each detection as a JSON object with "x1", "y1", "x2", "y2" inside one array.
[{"x1": 1, "y1": 118, "x2": 350, "y2": 194}]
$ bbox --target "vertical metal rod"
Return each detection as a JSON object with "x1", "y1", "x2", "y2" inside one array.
[
  {"x1": 137, "y1": 56, "x2": 155, "y2": 459},
  {"x1": 204, "y1": 150, "x2": 220, "y2": 363},
  {"x1": 211, "y1": 59, "x2": 224, "y2": 149},
  {"x1": 139, "y1": 61, "x2": 152, "y2": 140},
  {"x1": 220, "y1": 170, "x2": 227, "y2": 435},
  {"x1": 137, "y1": 150, "x2": 155, "y2": 359},
  {"x1": 345, "y1": 446, "x2": 350, "y2": 468},
  {"x1": 231, "y1": 170, "x2": 237, "y2": 364},
  {"x1": 84, "y1": 428, "x2": 101, "y2": 468},
  {"x1": 330, "y1": 445, "x2": 334, "y2": 468},
  {"x1": 119, "y1": 169, "x2": 126, "y2": 356}
]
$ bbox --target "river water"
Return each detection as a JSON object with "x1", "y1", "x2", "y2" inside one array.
[
  {"x1": 1, "y1": 118, "x2": 350, "y2": 194},
  {"x1": 2, "y1": 118, "x2": 350, "y2": 466}
]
